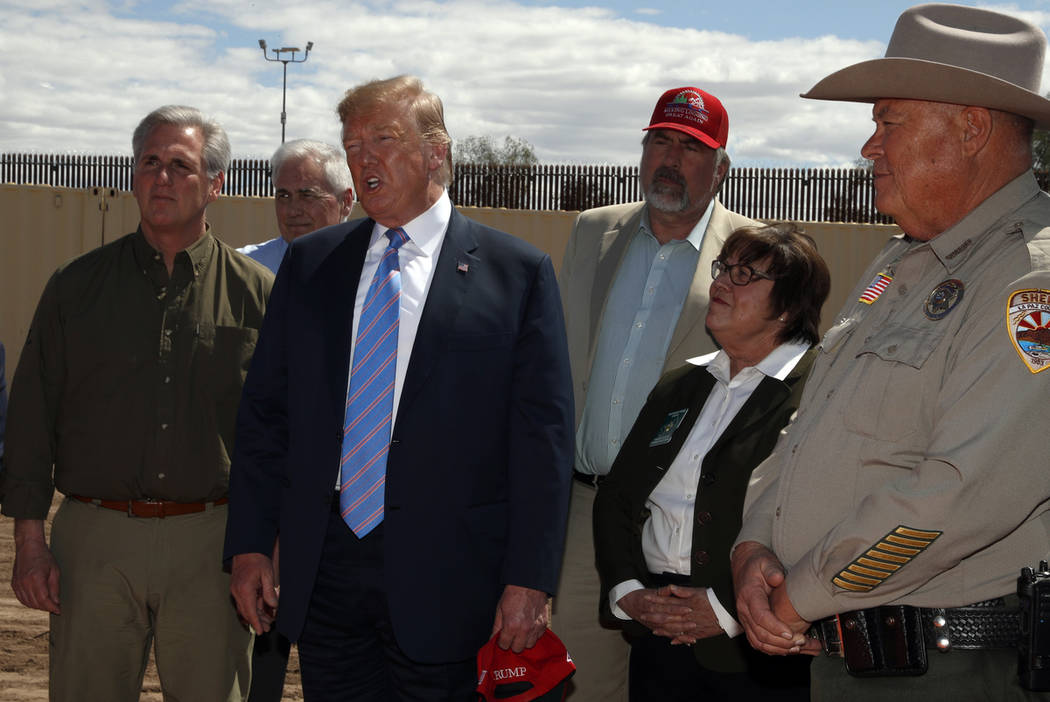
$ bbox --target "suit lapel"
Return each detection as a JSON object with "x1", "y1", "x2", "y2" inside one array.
[
  {"x1": 317, "y1": 219, "x2": 372, "y2": 417},
  {"x1": 587, "y1": 205, "x2": 644, "y2": 361},
  {"x1": 396, "y1": 209, "x2": 478, "y2": 427},
  {"x1": 664, "y1": 200, "x2": 729, "y2": 366}
]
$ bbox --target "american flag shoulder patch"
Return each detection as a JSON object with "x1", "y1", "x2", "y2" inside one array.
[
  {"x1": 859, "y1": 272, "x2": 893, "y2": 305},
  {"x1": 831, "y1": 526, "x2": 941, "y2": 593}
]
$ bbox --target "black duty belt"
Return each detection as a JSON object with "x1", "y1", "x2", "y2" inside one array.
[{"x1": 813, "y1": 598, "x2": 1019, "y2": 657}]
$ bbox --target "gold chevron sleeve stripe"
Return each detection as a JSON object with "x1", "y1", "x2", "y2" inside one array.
[
  {"x1": 832, "y1": 525, "x2": 942, "y2": 593},
  {"x1": 865, "y1": 549, "x2": 908, "y2": 564},
  {"x1": 838, "y1": 571, "x2": 881, "y2": 586},
  {"x1": 848, "y1": 564, "x2": 891, "y2": 579},
  {"x1": 894, "y1": 527, "x2": 942, "y2": 540},
  {"x1": 884, "y1": 534, "x2": 930, "y2": 548},
  {"x1": 833, "y1": 577, "x2": 873, "y2": 592},
  {"x1": 878, "y1": 543, "x2": 921, "y2": 556},
  {"x1": 857, "y1": 556, "x2": 901, "y2": 571}
]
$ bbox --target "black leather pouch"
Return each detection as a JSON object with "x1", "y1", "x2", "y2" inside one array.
[{"x1": 840, "y1": 605, "x2": 928, "y2": 677}]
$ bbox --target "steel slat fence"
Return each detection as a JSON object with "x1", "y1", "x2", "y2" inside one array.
[{"x1": 7, "y1": 152, "x2": 1050, "y2": 223}]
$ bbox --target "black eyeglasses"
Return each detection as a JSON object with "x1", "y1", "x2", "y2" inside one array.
[{"x1": 711, "y1": 258, "x2": 777, "y2": 286}]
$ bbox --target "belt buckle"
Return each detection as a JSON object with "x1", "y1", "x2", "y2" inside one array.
[{"x1": 131, "y1": 498, "x2": 164, "y2": 518}]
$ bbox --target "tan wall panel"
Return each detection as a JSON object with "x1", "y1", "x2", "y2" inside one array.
[
  {"x1": 0, "y1": 186, "x2": 105, "y2": 371},
  {"x1": 456, "y1": 207, "x2": 579, "y2": 273},
  {"x1": 100, "y1": 188, "x2": 142, "y2": 244},
  {"x1": 801, "y1": 221, "x2": 899, "y2": 330},
  {"x1": 1, "y1": 184, "x2": 899, "y2": 375},
  {"x1": 102, "y1": 191, "x2": 287, "y2": 250}
]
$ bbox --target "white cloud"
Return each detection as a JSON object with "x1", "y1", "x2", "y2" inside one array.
[{"x1": 2, "y1": 0, "x2": 1049, "y2": 168}]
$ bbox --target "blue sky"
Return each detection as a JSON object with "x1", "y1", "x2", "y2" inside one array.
[{"x1": 3, "y1": 1, "x2": 1050, "y2": 167}]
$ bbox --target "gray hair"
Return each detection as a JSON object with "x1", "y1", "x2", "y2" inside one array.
[
  {"x1": 132, "y1": 105, "x2": 231, "y2": 178},
  {"x1": 711, "y1": 146, "x2": 730, "y2": 192},
  {"x1": 271, "y1": 139, "x2": 354, "y2": 195}
]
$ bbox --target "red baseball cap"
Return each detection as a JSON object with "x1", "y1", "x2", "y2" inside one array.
[
  {"x1": 476, "y1": 629, "x2": 576, "y2": 702},
  {"x1": 643, "y1": 86, "x2": 729, "y2": 149}
]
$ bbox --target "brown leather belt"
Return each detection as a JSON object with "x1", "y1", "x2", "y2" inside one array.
[{"x1": 72, "y1": 494, "x2": 228, "y2": 518}]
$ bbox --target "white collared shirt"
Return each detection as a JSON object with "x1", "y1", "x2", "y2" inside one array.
[
  {"x1": 610, "y1": 339, "x2": 810, "y2": 636},
  {"x1": 349, "y1": 192, "x2": 451, "y2": 427}
]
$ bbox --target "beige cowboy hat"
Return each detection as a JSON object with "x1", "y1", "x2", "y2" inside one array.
[{"x1": 802, "y1": 3, "x2": 1050, "y2": 128}]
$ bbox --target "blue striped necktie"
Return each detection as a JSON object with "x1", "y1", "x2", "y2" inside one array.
[{"x1": 339, "y1": 227, "x2": 409, "y2": 537}]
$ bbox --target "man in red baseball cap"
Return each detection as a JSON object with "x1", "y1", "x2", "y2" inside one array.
[{"x1": 554, "y1": 87, "x2": 757, "y2": 702}]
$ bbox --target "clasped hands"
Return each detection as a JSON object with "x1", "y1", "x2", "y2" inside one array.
[
  {"x1": 730, "y1": 541, "x2": 820, "y2": 656},
  {"x1": 617, "y1": 584, "x2": 724, "y2": 645}
]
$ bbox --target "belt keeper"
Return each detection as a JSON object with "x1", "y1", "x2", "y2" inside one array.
[{"x1": 930, "y1": 608, "x2": 951, "y2": 652}]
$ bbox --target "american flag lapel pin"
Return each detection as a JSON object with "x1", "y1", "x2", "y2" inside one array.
[
  {"x1": 457, "y1": 260, "x2": 469, "y2": 273},
  {"x1": 859, "y1": 271, "x2": 892, "y2": 305}
]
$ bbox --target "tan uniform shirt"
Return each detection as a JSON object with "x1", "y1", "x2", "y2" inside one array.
[{"x1": 738, "y1": 172, "x2": 1050, "y2": 621}]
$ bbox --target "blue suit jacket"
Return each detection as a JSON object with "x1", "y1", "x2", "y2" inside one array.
[{"x1": 223, "y1": 209, "x2": 574, "y2": 663}]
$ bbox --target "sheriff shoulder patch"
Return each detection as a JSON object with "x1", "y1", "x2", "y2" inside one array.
[
  {"x1": 831, "y1": 526, "x2": 942, "y2": 593},
  {"x1": 1007, "y1": 289, "x2": 1050, "y2": 374}
]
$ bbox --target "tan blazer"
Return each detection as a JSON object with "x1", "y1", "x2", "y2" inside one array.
[{"x1": 558, "y1": 200, "x2": 758, "y2": 426}]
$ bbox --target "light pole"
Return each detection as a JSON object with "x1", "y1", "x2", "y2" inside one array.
[{"x1": 258, "y1": 39, "x2": 313, "y2": 143}]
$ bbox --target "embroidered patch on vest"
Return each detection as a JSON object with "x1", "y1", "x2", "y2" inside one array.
[
  {"x1": 923, "y1": 279, "x2": 964, "y2": 320},
  {"x1": 1008, "y1": 289, "x2": 1050, "y2": 374},
  {"x1": 831, "y1": 526, "x2": 941, "y2": 593},
  {"x1": 649, "y1": 409, "x2": 688, "y2": 447}
]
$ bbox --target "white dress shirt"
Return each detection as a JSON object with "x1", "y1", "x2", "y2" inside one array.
[
  {"x1": 335, "y1": 192, "x2": 451, "y2": 487},
  {"x1": 610, "y1": 339, "x2": 810, "y2": 637}
]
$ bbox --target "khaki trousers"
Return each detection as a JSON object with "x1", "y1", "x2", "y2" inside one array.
[
  {"x1": 48, "y1": 496, "x2": 252, "y2": 702},
  {"x1": 551, "y1": 480, "x2": 629, "y2": 702}
]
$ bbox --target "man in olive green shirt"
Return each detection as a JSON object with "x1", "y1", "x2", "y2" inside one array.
[{"x1": 1, "y1": 105, "x2": 271, "y2": 702}]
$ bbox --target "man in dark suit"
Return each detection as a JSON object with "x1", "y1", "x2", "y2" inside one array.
[{"x1": 224, "y1": 75, "x2": 574, "y2": 700}]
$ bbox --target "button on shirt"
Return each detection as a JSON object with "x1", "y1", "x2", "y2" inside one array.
[
  {"x1": 610, "y1": 339, "x2": 811, "y2": 635},
  {"x1": 334, "y1": 192, "x2": 451, "y2": 487},
  {"x1": 576, "y1": 202, "x2": 713, "y2": 476}
]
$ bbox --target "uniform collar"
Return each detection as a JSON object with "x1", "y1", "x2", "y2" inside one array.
[{"x1": 928, "y1": 171, "x2": 1041, "y2": 274}]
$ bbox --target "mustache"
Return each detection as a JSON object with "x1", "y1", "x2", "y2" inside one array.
[{"x1": 652, "y1": 167, "x2": 686, "y2": 187}]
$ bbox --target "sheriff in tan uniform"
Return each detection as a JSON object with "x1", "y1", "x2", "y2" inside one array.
[{"x1": 731, "y1": 5, "x2": 1050, "y2": 699}]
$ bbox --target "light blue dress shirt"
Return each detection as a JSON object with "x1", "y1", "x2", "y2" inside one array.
[
  {"x1": 238, "y1": 237, "x2": 289, "y2": 274},
  {"x1": 576, "y1": 202, "x2": 714, "y2": 475}
]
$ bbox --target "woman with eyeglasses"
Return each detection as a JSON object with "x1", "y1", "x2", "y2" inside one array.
[{"x1": 593, "y1": 222, "x2": 830, "y2": 702}]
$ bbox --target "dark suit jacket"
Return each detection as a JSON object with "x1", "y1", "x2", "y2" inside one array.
[
  {"x1": 223, "y1": 209, "x2": 574, "y2": 664},
  {"x1": 593, "y1": 348, "x2": 816, "y2": 673}
]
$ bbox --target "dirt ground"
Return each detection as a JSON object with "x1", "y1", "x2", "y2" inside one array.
[{"x1": 0, "y1": 496, "x2": 303, "y2": 701}]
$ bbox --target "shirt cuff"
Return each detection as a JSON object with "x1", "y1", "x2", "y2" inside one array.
[
  {"x1": 706, "y1": 588, "x2": 742, "y2": 638},
  {"x1": 610, "y1": 579, "x2": 645, "y2": 620}
]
